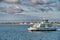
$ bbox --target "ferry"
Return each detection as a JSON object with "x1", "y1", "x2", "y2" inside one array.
[{"x1": 28, "y1": 19, "x2": 56, "y2": 31}]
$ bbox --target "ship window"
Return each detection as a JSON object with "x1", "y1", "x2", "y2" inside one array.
[
  {"x1": 40, "y1": 24, "x2": 45, "y2": 27},
  {"x1": 47, "y1": 24, "x2": 52, "y2": 27}
]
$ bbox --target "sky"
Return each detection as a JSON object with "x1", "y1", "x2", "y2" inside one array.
[{"x1": 0, "y1": 0, "x2": 60, "y2": 22}]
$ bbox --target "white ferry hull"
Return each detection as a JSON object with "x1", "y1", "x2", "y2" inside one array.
[{"x1": 28, "y1": 27, "x2": 56, "y2": 31}]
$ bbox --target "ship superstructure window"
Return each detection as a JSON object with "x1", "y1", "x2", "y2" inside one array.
[
  {"x1": 40, "y1": 24, "x2": 45, "y2": 27},
  {"x1": 47, "y1": 24, "x2": 52, "y2": 27}
]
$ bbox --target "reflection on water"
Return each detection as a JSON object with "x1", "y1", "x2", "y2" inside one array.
[{"x1": 0, "y1": 24, "x2": 59, "y2": 40}]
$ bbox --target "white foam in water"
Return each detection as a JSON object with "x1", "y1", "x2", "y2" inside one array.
[{"x1": 57, "y1": 29, "x2": 60, "y2": 30}]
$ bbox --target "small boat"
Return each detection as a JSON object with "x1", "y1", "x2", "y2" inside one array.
[{"x1": 28, "y1": 19, "x2": 56, "y2": 31}]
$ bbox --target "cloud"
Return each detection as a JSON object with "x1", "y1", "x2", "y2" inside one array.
[
  {"x1": 57, "y1": 3, "x2": 60, "y2": 10},
  {"x1": 0, "y1": 0, "x2": 3, "y2": 2},
  {"x1": 42, "y1": 0, "x2": 48, "y2": 3},
  {"x1": 31, "y1": 0, "x2": 37, "y2": 3},
  {"x1": 0, "y1": 0, "x2": 59, "y2": 22},
  {"x1": 4, "y1": 0, "x2": 19, "y2": 3},
  {"x1": 31, "y1": 0, "x2": 48, "y2": 4},
  {"x1": 0, "y1": 4, "x2": 24, "y2": 13}
]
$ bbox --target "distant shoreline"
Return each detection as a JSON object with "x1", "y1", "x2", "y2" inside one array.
[{"x1": 0, "y1": 22, "x2": 60, "y2": 24}]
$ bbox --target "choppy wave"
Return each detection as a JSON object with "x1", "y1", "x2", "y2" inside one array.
[{"x1": 0, "y1": 24, "x2": 59, "y2": 40}]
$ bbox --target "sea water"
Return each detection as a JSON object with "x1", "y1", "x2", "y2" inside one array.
[{"x1": 0, "y1": 24, "x2": 60, "y2": 40}]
